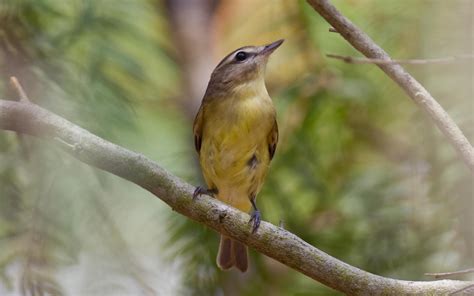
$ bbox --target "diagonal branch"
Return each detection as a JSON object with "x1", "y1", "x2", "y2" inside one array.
[
  {"x1": 307, "y1": 0, "x2": 474, "y2": 173},
  {"x1": 0, "y1": 99, "x2": 472, "y2": 295}
]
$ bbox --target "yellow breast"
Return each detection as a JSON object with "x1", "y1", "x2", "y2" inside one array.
[{"x1": 199, "y1": 85, "x2": 275, "y2": 211}]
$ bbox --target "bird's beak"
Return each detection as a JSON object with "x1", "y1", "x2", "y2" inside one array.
[{"x1": 260, "y1": 39, "x2": 284, "y2": 56}]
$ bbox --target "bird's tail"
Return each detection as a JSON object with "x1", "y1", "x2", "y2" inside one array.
[{"x1": 217, "y1": 235, "x2": 248, "y2": 272}]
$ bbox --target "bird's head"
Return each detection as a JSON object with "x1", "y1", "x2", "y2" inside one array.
[{"x1": 206, "y1": 39, "x2": 284, "y2": 96}]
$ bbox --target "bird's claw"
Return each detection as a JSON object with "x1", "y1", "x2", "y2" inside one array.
[
  {"x1": 249, "y1": 210, "x2": 261, "y2": 234},
  {"x1": 193, "y1": 186, "x2": 205, "y2": 200},
  {"x1": 193, "y1": 186, "x2": 217, "y2": 200}
]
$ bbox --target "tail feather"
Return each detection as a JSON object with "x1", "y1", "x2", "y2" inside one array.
[
  {"x1": 217, "y1": 235, "x2": 248, "y2": 272},
  {"x1": 217, "y1": 236, "x2": 234, "y2": 270},
  {"x1": 232, "y1": 240, "x2": 248, "y2": 272}
]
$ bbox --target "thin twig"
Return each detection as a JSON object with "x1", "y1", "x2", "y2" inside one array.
[
  {"x1": 9, "y1": 76, "x2": 31, "y2": 103},
  {"x1": 54, "y1": 137, "x2": 82, "y2": 152},
  {"x1": 449, "y1": 284, "x2": 474, "y2": 296},
  {"x1": 426, "y1": 268, "x2": 474, "y2": 279},
  {"x1": 307, "y1": 0, "x2": 474, "y2": 173},
  {"x1": 327, "y1": 53, "x2": 474, "y2": 65}
]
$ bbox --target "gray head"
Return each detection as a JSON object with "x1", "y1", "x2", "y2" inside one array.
[{"x1": 205, "y1": 39, "x2": 284, "y2": 96}]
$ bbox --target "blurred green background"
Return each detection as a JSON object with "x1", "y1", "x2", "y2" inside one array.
[{"x1": 0, "y1": 0, "x2": 472, "y2": 295}]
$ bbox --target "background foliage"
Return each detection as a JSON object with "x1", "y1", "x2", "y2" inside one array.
[{"x1": 0, "y1": 0, "x2": 472, "y2": 295}]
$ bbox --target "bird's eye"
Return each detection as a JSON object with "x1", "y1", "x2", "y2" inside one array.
[{"x1": 235, "y1": 51, "x2": 247, "y2": 61}]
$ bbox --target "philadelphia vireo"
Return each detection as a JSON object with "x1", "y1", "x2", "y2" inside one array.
[{"x1": 193, "y1": 39, "x2": 283, "y2": 272}]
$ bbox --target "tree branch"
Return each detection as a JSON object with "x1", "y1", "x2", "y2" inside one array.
[
  {"x1": 0, "y1": 99, "x2": 471, "y2": 294},
  {"x1": 307, "y1": 0, "x2": 474, "y2": 173}
]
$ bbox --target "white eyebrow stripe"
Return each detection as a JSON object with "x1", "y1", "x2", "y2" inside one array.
[{"x1": 215, "y1": 46, "x2": 258, "y2": 68}]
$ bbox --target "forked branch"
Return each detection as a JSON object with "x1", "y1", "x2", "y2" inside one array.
[{"x1": 307, "y1": 0, "x2": 474, "y2": 173}]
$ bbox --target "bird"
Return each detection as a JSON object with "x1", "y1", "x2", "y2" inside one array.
[{"x1": 192, "y1": 39, "x2": 283, "y2": 272}]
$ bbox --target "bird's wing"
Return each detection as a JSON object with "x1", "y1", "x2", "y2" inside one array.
[
  {"x1": 268, "y1": 118, "x2": 278, "y2": 161},
  {"x1": 193, "y1": 105, "x2": 204, "y2": 154}
]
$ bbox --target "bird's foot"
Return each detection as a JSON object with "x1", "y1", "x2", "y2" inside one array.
[
  {"x1": 249, "y1": 210, "x2": 261, "y2": 234},
  {"x1": 192, "y1": 186, "x2": 217, "y2": 200}
]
